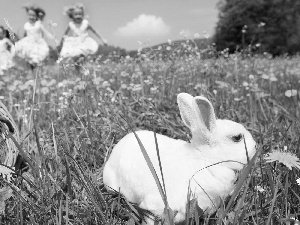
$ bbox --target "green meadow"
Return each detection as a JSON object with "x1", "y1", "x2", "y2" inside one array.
[{"x1": 0, "y1": 41, "x2": 300, "y2": 224}]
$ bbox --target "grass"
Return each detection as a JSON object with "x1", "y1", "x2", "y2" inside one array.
[{"x1": 0, "y1": 40, "x2": 299, "y2": 224}]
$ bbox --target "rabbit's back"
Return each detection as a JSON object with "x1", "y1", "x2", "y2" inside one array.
[
  {"x1": 103, "y1": 130, "x2": 237, "y2": 221},
  {"x1": 103, "y1": 131, "x2": 193, "y2": 202}
]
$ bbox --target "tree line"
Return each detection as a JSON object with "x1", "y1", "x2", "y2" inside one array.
[{"x1": 213, "y1": 0, "x2": 300, "y2": 55}]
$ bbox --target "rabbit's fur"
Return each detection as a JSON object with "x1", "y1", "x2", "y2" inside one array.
[{"x1": 103, "y1": 93, "x2": 256, "y2": 223}]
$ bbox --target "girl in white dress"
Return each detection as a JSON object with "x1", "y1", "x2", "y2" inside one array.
[
  {"x1": 15, "y1": 4, "x2": 56, "y2": 67},
  {"x1": 0, "y1": 26, "x2": 15, "y2": 75},
  {"x1": 59, "y1": 3, "x2": 107, "y2": 59}
]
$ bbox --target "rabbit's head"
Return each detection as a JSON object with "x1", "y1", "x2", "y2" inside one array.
[{"x1": 177, "y1": 93, "x2": 256, "y2": 171}]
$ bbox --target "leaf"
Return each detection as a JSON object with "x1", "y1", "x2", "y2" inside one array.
[{"x1": 219, "y1": 149, "x2": 260, "y2": 222}]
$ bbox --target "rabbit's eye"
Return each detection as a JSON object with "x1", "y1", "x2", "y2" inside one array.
[{"x1": 232, "y1": 134, "x2": 243, "y2": 142}]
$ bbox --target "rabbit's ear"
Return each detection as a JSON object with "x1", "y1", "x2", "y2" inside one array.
[
  {"x1": 189, "y1": 96, "x2": 217, "y2": 146},
  {"x1": 177, "y1": 93, "x2": 197, "y2": 130},
  {"x1": 178, "y1": 93, "x2": 217, "y2": 145},
  {"x1": 193, "y1": 96, "x2": 217, "y2": 132}
]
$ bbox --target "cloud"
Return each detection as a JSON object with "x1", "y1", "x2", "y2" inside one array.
[{"x1": 116, "y1": 14, "x2": 170, "y2": 37}]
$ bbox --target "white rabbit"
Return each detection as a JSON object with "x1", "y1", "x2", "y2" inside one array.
[{"x1": 103, "y1": 93, "x2": 256, "y2": 224}]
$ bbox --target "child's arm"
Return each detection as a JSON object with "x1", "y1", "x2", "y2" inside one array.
[
  {"x1": 40, "y1": 23, "x2": 58, "y2": 43},
  {"x1": 58, "y1": 26, "x2": 70, "y2": 47},
  {"x1": 5, "y1": 38, "x2": 15, "y2": 54},
  {"x1": 88, "y1": 25, "x2": 107, "y2": 45}
]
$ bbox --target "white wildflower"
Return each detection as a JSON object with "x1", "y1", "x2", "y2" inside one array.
[
  {"x1": 194, "y1": 33, "x2": 200, "y2": 38},
  {"x1": 203, "y1": 31, "x2": 210, "y2": 39},
  {"x1": 285, "y1": 89, "x2": 297, "y2": 97},
  {"x1": 265, "y1": 150, "x2": 300, "y2": 170},
  {"x1": 255, "y1": 185, "x2": 265, "y2": 193}
]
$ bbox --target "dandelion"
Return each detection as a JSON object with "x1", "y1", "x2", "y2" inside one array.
[
  {"x1": 265, "y1": 149, "x2": 300, "y2": 170},
  {"x1": 57, "y1": 82, "x2": 65, "y2": 88},
  {"x1": 234, "y1": 97, "x2": 243, "y2": 102},
  {"x1": 83, "y1": 69, "x2": 90, "y2": 76},
  {"x1": 255, "y1": 185, "x2": 265, "y2": 193},
  {"x1": 180, "y1": 30, "x2": 190, "y2": 38},
  {"x1": 269, "y1": 76, "x2": 277, "y2": 82},
  {"x1": 249, "y1": 74, "x2": 254, "y2": 80},
  {"x1": 48, "y1": 20, "x2": 57, "y2": 27},
  {"x1": 203, "y1": 31, "x2": 210, "y2": 39},
  {"x1": 256, "y1": 91, "x2": 270, "y2": 99},
  {"x1": 242, "y1": 25, "x2": 247, "y2": 34},
  {"x1": 102, "y1": 81, "x2": 110, "y2": 88},
  {"x1": 40, "y1": 87, "x2": 49, "y2": 94},
  {"x1": 150, "y1": 86, "x2": 158, "y2": 94},
  {"x1": 56, "y1": 56, "x2": 63, "y2": 64},
  {"x1": 215, "y1": 80, "x2": 229, "y2": 88},
  {"x1": 121, "y1": 84, "x2": 127, "y2": 89},
  {"x1": 285, "y1": 89, "x2": 297, "y2": 97},
  {"x1": 194, "y1": 33, "x2": 200, "y2": 38},
  {"x1": 296, "y1": 178, "x2": 300, "y2": 186},
  {"x1": 262, "y1": 73, "x2": 277, "y2": 81},
  {"x1": 242, "y1": 81, "x2": 249, "y2": 87},
  {"x1": 167, "y1": 39, "x2": 172, "y2": 45}
]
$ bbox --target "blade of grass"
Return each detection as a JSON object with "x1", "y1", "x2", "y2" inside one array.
[
  {"x1": 86, "y1": 107, "x2": 94, "y2": 146},
  {"x1": 266, "y1": 173, "x2": 280, "y2": 225},
  {"x1": 34, "y1": 125, "x2": 45, "y2": 181},
  {"x1": 154, "y1": 132, "x2": 174, "y2": 224},
  {"x1": 51, "y1": 122, "x2": 59, "y2": 166},
  {"x1": 65, "y1": 152, "x2": 107, "y2": 222},
  {"x1": 6, "y1": 131, "x2": 34, "y2": 173},
  {"x1": 119, "y1": 115, "x2": 167, "y2": 208},
  {"x1": 218, "y1": 148, "x2": 260, "y2": 222},
  {"x1": 64, "y1": 155, "x2": 73, "y2": 198}
]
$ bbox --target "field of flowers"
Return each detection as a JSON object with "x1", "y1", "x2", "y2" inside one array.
[{"x1": 0, "y1": 41, "x2": 300, "y2": 224}]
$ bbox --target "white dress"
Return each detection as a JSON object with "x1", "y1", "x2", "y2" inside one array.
[
  {"x1": 60, "y1": 19, "x2": 98, "y2": 58},
  {"x1": 15, "y1": 21, "x2": 49, "y2": 64},
  {"x1": 0, "y1": 38, "x2": 14, "y2": 74}
]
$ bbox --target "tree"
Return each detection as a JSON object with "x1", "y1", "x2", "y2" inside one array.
[{"x1": 214, "y1": 0, "x2": 300, "y2": 55}]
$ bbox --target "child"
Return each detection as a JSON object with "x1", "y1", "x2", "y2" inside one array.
[
  {"x1": 15, "y1": 4, "x2": 56, "y2": 67},
  {"x1": 0, "y1": 26, "x2": 15, "y2": 75},
  {"x1": 59, "y1": 3, "x2": 107, "y2": 59}
]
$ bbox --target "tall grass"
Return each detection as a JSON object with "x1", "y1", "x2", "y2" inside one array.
[{"x1": 0, "y1": 41, "x2": 299, "y2": 224}]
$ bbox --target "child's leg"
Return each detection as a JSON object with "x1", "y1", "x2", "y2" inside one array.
[
  {"x1": 29, "y1": 63, "x2": 35, "y2": 71},
  {"x1": 74, "y1": 54, "x2": 85, "y2": 75}
]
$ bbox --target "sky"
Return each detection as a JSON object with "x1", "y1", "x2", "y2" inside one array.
[{"x1": 0, "y1": 0, "x2": 219, "y2": 50}]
